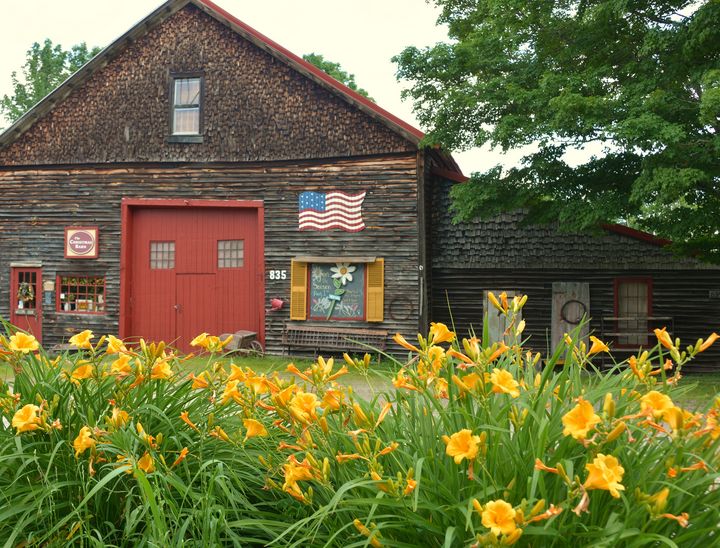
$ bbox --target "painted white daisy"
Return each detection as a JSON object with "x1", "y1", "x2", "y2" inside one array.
[{"x1": 330, "y1": 263, "x2": 356, "y2": 286}]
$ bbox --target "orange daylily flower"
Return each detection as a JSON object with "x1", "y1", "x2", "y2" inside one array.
[
  {"x1": 321, "y1": 389, "x2": 345, "y2": 411},
  {"x1": 286, "y1": 363, "x2": 312, "y2": 382},
  {"x1": 487, "y1": 342, "x2": 510, "y2": 363},
  {"x1": 9, "y1": 332, "x2": 39, "y2": 354},
  {"x1": 180, "y1": 411, "x2": 200, "y2": 432},
  {"x1": 243, "y1": 418, "x2": 268, "y2": 441},
  {"x1": 660, "y1": 512, "x2": 689, "y2": 527},
  {"x1": 654, "y1": 327, "x2": 675, "y2": 350},
  {"x1": 172, "y1": 447, "x2": 189, "y2": 467},
  {"x1": 698, "y1": 333, "x2": 719, "y2": 353},
  {"x1": 190, "y1": 371, "x2": 210, "y2": 389},
  {"x1": 429, "y1": 322, "x2": 455, "y2": 344},
  {"x1": 588, "y1": 336, "x2": 609, "y2": 355},
  {"x1": 526, "y1": 504, "x2": 563, "y2": 523},
  {"x1": 221, "y1": 380, "x2": 244, "y2": 405},
  {"x1": 393, "y1": 332, "x2": 420, "y2": 353},
  {"x1": 584, "y1": 454, "x2": 625, "y2": 498},
  {"x1": 392, "y1": 368, "x2": 418, "y2": 391},
  {"x1": 534, "y1": 458, "x2": 559, "y2": 474},
  {"x1": 442, "y1": 429, "x2": 481, "y2": 464},
  {"x1": 375, "y1": 402, "x2": 393, "y2": 428},
  {"x1": 209, "y1": 426, "x2": 231, "y2": 443},
  {"x1": 282, "y1": 455, "x2": 314, "y2": 498}
]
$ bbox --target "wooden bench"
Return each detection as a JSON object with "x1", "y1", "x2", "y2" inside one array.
[{"x1": 282, "y1": 324, "x2": 387, "y2": 355}]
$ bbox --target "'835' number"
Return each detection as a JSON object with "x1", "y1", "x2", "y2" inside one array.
[{"x1": 268, "y1": 270, "x2": 287, "y2": 280}]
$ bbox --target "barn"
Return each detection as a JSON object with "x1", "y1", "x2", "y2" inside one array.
[
  {"x1": 429, "y1": 179, "x2": 720, "y2": 370},
  {"x1": 1, "y1": 0, "x2": 717, "y2": 368},
  {"x1": 0, "y1": 0, "x2": 462, "y2": 355}
]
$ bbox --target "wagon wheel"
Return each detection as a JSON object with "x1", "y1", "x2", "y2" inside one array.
[{"x1": 249, "y1": 340, "x2": 264, "y2": 357}]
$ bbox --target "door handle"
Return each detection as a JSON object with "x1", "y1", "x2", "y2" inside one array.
[{"x1": 174, "y1": 304, "x2": 181, "y2": 313}]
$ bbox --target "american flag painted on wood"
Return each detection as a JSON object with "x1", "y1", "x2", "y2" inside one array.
[{"x1": 298, "y1": 191, "x2": 366, "y2": 232}]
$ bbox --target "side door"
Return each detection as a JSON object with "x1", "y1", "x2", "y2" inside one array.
[{"x1": 10, "y1": 267, "x2": 43, "y2": 342}]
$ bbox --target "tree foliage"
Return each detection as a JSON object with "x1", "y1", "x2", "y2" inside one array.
[
  {"x1": 303, "y1": 52, "x2": 374, "y2": 101},
  {"x1": 394, "y1": 0, "x2": 720, "y2": 261},
  {"x1": 1, "y1": 39, "x2": 101, "y2": 124}
]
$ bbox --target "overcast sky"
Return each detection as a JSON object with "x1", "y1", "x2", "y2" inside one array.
[{"x1": 0, "y1": 0, "x2": 535, "y2": 175}]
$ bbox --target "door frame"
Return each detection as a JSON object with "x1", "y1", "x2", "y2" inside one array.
[
  {"x1": 10, "y1": 266, "x2": 43, "y2": 342},
  {"x1": 119, "y1": 198, "x2": 265, "y2": 344}
]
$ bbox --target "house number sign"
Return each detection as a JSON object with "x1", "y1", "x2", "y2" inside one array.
[
  {"x1": 65, "y1": 226, "x2": 99, "y2": 259},
  {"x1": 268, "y1": 270, "x2": 287, "y2": 280}
]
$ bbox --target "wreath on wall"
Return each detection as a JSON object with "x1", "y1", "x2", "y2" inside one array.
[{"x1": 17, "y1": 282, "x2": 35, "y2": 303}]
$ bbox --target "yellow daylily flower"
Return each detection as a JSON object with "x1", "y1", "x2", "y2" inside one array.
[
  {"x1": 442, "y1": 429, "x2": 481, "y2": 464},
  {"x1": 12, "y1": 404, "x2": 41, "y2": 433},
  {"x1": 106, "y1": 335, "x2": 127, "y2": 355},
  {"x1": 109, "y1": 407, "x2": 130, "y2": 428},
  {"x1": 137, "y1": 452, "x2": 155, "y2": 473},
  {"x1": 490, "y1": 368, "x2": 520, "y2": 398},
  {"x1": 110, "y1": 354, "x2": 133, "y2": 377},
  {"x1": 150, "y1": 359, "x2": 173, "y2": 380},
  {"x1": 640, "y1": 391, "x2": 674, "y2": 419},
  {"x1": 289, "y1": 392, "x2": 320, "y2": 424},
  {"x1": 481, "y1": 499, "x2": 519, "y2": 537},
  {"x1": 71, "y1": 363, "x2": 95, "y2": 382},
  {"x1": 562, "y1": 398, "x2": 602, "y2": 440},
  {"x1": 73, "y1": 426, "x2": 96, "y2": 457},
  {"x1": 9, "y1": 332, "x2": 39, "y2": 354},
  {"x1": 69, "y1": 330, "x2": 94, "y2": 349},
  {"x1": 584, "y1": 453, "x2": 625, "y2": 498}
]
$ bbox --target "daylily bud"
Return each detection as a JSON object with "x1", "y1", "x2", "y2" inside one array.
[
  {"x1": 606, "y1": 421, "x2": 626, "y2": 442},
  {"x1": 603, "y1": 393, "x2": 615, "y2": 419},
  {"x1": 529, "y1": 499, "x2": 546, "y2": 517}
]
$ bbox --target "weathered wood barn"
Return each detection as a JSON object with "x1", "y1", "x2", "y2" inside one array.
[
  {"x1": 430, "y1": 179, "x2": 720, "y2": 371},
  {"x1": 0, "y1": 0, "x2": 463, "y2": 355},
  {"x1": 1, "y1": 0, "x2": 717, "y2": 368}
]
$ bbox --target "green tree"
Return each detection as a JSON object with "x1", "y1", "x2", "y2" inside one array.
[
  {"x1": 395, "y1": 0, "x2": 720, "y2": 261},
  {"x1": 303, "y1": 53, "x2": 374, "y2": 101},
  {"x1": 1, "y1": 39, "x2": 101, "y2": 124}
]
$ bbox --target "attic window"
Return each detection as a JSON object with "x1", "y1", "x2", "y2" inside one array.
[{"x1": 170, "y1": 75, "x2": 203, "y2": 141}]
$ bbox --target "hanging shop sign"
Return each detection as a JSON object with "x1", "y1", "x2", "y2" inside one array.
[{"x1": 65, "y1": 227, "x2": 99, "y2": 259}]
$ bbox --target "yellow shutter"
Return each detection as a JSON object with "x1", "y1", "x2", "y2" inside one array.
[
  {"x1": 290, "y1": 260, "x2": 308, "y2": 320},
  {"x1": 366, "y1": 258, "x2": 384, "y2": 322}
]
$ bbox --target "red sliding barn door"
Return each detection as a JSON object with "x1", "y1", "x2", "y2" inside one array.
[
  {"x1": 128, "y1": 206, "x2": 261, "y2": 353},
  {"x1": 10, "y1": 267, "x2": 43, "y2": 342}
]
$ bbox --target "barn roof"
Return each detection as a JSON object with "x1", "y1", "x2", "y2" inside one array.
[{"x1": 0, "y1": 0, "x2": 464, "y2": 175}]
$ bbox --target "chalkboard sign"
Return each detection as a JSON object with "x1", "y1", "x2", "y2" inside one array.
[{"x1": 309, "y1": 263, "x2": 365, "y2": 320}]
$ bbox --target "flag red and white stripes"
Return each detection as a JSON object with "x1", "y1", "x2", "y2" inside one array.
[{"x1": 298, "y1": 191, "x2": 366, "y2": 232}]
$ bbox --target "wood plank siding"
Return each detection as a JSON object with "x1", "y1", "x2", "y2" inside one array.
[
  {"x1": 430, "y1": 178, "x2": 720, "y2": 371},
  {"x1": 0, "y1": 154, "x2": 421, "y2": 354}
]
